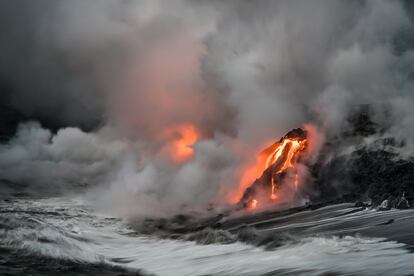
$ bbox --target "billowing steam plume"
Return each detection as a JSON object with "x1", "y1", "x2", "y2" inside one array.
[{"x1": 0, "y1": 0, "x2": 413, "y2": 217}]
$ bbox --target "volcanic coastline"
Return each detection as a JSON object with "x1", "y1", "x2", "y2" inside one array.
[{"x1": 131, "y1": 107, "x2": 414, "y2": 249}]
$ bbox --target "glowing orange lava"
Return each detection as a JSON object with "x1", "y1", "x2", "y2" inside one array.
[
  {"x1": 264, "y1": 138, "x2": 306, "y2": 199},
  {"x1": 249, "y1": 199, "x2": 258, "y2": 209}
]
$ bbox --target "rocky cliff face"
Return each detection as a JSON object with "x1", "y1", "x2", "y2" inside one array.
[
  {"x1": 239, "y1": 128, "x2": 307, "y2": 207},
  {"x1": 310, "y1": 106, "x2": 414, "y2": 206},
  {"x1": 239, "y1": 105, "x2": 414, "y2": 209}
]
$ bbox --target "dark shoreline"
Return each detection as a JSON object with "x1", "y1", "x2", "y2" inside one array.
[{"x1": 132, "y1": 201, "x2": 414, "y2": 253}]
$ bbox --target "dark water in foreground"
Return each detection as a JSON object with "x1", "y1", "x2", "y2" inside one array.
[
  {"x1": 0, "y1": 248, "x2": 143, "y2": 276},
  {"x1": 1, "y1": 198, "x2": 414, "y2": 276}
]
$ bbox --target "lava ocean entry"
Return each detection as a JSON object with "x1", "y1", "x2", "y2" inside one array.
[
  {"x1": 3, "y1": 1, "x2": 414, "y2": 275},
  {"x1": 239, "y1": 128, "x2": 308, "y2": 210}
]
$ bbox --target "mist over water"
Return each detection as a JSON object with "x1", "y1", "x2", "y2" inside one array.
[
  {"x1": 1, "y1": 0, "x2": 413, "y2": 217},
  {"x1": 1, "y1": 2, "x2": 414, "y2": 275}
]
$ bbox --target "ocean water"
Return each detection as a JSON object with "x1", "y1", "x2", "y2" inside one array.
[{"x1": 1, "y1": 198, "x2": 414, "y2": 276}]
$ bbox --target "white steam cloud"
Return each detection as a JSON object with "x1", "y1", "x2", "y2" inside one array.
[{"x1": 0, "y1": 0, "x2": 413, "y2": 216}]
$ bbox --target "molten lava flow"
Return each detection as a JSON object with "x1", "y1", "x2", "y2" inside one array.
[
  {"x1": 238, "y1": 128, "x2": 307, "y2": 208},
  {"x1": 264, "y1": 138, "x2": 306, "y2": 199},
  {"x1": 163, "y1": 124, "x2": 200, "y2": 162},
  {"x1": 249, "y1": 199, "x2": 258, "y2": 209}
]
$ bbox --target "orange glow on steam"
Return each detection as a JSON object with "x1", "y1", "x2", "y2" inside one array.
[{"x1": 163, "y1": 124, "x2": 200, "y2": 163}]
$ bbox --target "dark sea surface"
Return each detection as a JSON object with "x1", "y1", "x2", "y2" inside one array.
[{"x1": 1, "y1": 198, "x2": 414, "y2": 276}]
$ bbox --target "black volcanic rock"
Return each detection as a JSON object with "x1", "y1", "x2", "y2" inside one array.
[
  {"x1": 312, "y1": 139, "x2": 414, "y2": 206},
  {"x1": 239, "y1": 106, "x2": 414, "y2": 210},
  {"x1": 239, "y1": 128, "x2": 307, "y2": 207},
  {"x1": 310, "y1": 106, "x2": 414, "y2": 207},
  {"x1": 344, "y1": 104, "x2": 379, "y2": 137}
]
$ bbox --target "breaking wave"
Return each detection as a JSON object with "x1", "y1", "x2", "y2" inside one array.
[{"x1": 2, "y1": 198, "x2": 414, "y2": 276}]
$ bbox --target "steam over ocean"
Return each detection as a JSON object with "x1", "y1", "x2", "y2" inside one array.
[{"x1": 1, "y1": 1, "x2": 414, "y2": 275}]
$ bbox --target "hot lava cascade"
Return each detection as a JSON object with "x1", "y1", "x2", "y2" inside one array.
[{"x1": 239, "y1": 128, "x2": 307, "y2": 210}]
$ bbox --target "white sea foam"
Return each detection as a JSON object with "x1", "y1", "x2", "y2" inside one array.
[{"x1": 1, "y1": 198, "x2": 414, "y2": 276}]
